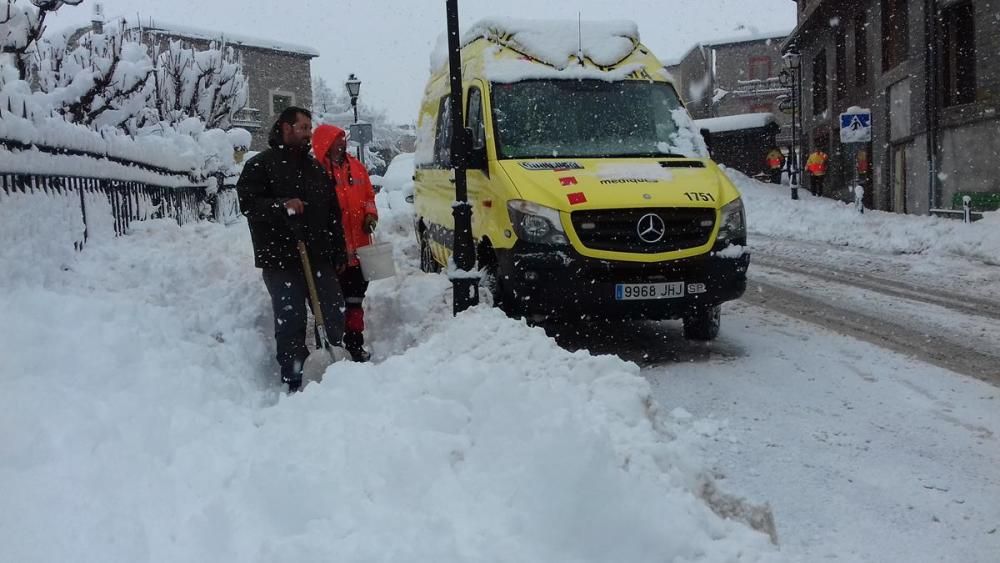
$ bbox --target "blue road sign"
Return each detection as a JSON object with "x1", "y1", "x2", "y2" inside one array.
[{"x1": 840, "y1": 110, "x2": 872, "y2": 143}]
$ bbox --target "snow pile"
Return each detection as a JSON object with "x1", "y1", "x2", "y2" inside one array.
[
  {"x1": 485, "y1": 58, "x2": 648, "y2": 84},
  {"x1": 227, "y1": 127, "x2": 252, "y2": 150},
  {"x1": 0, "y1": 194, "x2": 780, "y2": 561},
  {"x1": 729, "y1": 168, "x2": 1000, "y2": 265},
  {"x1": 432, "y1": 18, "x2": 640, "y2": 72},
  {"x1": 469, "y1": 18, "x2": 639, "y2": 68}
]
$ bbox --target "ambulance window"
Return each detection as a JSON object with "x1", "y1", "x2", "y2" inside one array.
[
  {"x1": 433, "y1": 96, "x2": 453, "y2": 168},
  {"x1": 466, "y1": 87, "x2": 486, "y2": 150}
]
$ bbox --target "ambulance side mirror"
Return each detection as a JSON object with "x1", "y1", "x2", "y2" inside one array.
[
  {"x1": 466, "y1": 127, "x2": 488, "y2": 171},
  {"x1": 700, "y1": 128, "x2": 714, "y2": 157}
]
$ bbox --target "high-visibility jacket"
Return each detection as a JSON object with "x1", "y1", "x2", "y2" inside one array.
[
  {"x1": 806, "y1": 151, "x2": 829, "y2": 176},
  {"x1": 766, "y1": 149, "x2": 784, "y2": 170},
  {"x1": 313, "y1": 125, "x2": 379, "y2": 267},
  {"x1": 857, "y1": 150, "x2": 870, "y2": 174}
]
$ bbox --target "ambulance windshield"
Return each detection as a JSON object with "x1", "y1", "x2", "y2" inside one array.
[{"x1": 490, "y1": 79, "x2": 701, "y2": 159}]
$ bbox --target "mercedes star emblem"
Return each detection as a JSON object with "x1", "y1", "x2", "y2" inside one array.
[{"x1": 637, "y1": 213, "x2": 666, "y2": 244}]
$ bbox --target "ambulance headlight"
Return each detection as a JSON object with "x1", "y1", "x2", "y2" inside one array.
[
  {"x1": 507, "y1": 200, "x2": 568, "y2": 246},
  {"x1": 718, "y1": 198, "x2": 746, "y2": 244}
]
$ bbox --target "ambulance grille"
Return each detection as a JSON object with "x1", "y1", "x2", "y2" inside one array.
[{"x1": 571, "y1": 208, "x2": 716, "y2": 254}]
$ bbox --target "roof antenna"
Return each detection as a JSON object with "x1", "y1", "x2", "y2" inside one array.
[{"x1": 577, "y1": 12, "x2": 584, "y2": 66}]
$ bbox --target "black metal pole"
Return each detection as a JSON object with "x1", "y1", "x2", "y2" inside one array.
[
  {"x1": 924, "y1": 0, "x2": 939, "y2": 212},
  {"x1": 789, "y1": 64, "x2": 799, "y2": 200},
  {"x1": 446, "y1": 0, "x2": 479, "y2": 314}
]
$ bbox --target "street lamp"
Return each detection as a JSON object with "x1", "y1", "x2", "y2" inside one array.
[
  {"x1": 345, "y1": 73, "x2": 361, "y2": 123},
  {"x1": 782, "y1": 48, "x2": 803, "y2": 200},
  {"x1": 345, "y1": 73, "x2": 363, "y2": 163}
]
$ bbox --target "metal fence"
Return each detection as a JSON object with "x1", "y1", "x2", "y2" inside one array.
[{"x1": 0, "y1": 140, "x2": 241, "y2": 252}]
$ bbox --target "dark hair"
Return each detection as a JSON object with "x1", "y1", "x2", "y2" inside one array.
[{"x1": 267, "y1": 106, "x2": 312, "y2": 148}]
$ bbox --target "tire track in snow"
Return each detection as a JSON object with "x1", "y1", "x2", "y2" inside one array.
[
  {"x1": 753, "y1": 254, "x2": 1000, "y2": 321},
  {"x1": 742, "y1": 272, "x2": 1000, "y2": 387}
]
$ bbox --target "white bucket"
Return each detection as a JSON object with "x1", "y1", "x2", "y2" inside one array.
[{"x1": 357, "y1": 241, "x2": 396, "y2": 281}]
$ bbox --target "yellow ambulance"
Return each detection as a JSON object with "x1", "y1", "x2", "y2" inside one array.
[{"x1": 413, "y1": 18, "x2": 748, "y2": 340}]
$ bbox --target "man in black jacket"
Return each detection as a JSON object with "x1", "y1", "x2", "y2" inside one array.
[{"x1": 237, "y1": 107, "x2": 348, "y2": 391}]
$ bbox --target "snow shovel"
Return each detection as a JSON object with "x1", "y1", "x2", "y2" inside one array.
[{"x1": 297, "y1": 239, "x2": 348, "y2": 387}]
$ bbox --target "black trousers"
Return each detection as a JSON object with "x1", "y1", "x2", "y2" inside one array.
[
  {"x1": 262, "y1": 265, "x2": 345, "y2": 378},
  {"x1": 811, "y1": 175, "x2": 826, "y2": 197},
  {"x1": 769, "y1": 169, "x2": 782, "y2": 184},
  {"x1": 338, "y1": 265, "x2": 369, "y2": 350}
]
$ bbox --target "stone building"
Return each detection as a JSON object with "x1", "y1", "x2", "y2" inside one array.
[
  {"x1": 784, "y1": 0, "x2": 1000, "y2": 213},
  {"x1": 665, "y1": 31, "x2": 793, "y2": 146}
]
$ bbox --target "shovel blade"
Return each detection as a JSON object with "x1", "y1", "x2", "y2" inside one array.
[{"x1": 302, "y1": 345, "x2": 350, "y2": 387}]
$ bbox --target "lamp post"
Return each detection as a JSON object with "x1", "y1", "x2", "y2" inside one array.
[
  {"x1": 345, "y1": 73, "x2": 363, "y2": 163},
  {"x1": 445, "y1": 0, "x2": 479, "y2": 314},
  {"x1": 782, "y1": 48, "x2": 802, "y2": 200}
]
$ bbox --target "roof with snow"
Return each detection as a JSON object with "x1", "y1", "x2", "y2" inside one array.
[
  {"x1": 667, "y1": 29, "x2": 791, "y2": 63},
  {"x1": 694, "y1": 112, "x2": 777, "y2": 133},
  {"x1": 701, "y1": 29, "x2": 790, "y2": 48},
  {"x1": 130, "y1": 19, "x2": 320, "y2": 58}
]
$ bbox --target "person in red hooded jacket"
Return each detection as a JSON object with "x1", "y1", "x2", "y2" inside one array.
[{"x1": 312, "y1": 124, "x2": 378, "y2": 362}]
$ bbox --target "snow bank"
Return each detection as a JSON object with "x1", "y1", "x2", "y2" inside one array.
[
  {"x1": 729, "y1": 168, "x2": 1000, "y2": 266},
  {"x1": 0, "y1": 193, "x2": 780, "y2": 562}
]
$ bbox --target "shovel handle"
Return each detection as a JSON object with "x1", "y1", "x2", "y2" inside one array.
[{"x1": 297, "y1": 240, "x2": 330, "y2": 349}]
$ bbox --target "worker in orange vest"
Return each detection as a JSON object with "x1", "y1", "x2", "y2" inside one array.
[
  {"x1": 766, "y1": 147, "x2": 785, "y2": 184},
  {"x1": 805, "y1": 149, "x2": 829, "y2": 197},
  {"x1": 312, "y1": 124, "x2": 379, "y2": 362}
]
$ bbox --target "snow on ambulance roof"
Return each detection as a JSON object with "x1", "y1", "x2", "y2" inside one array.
[
  {"x1": 695, "y1": 113, "x2": 777, "y2": 133},
  {"x1": 432, "y1": 18, "x2": 641, "y2": 72},
  {"x1": 131, "y1": 19, "x2": 319, "y2": 57}
]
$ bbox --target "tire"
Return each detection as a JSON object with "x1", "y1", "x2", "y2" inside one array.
[
  {"x1": 480, "y1": 260, "x2": 508, "y2": 312},
  {"x1": 683, "y1": 305, "x2": 721, "y2": 341},
  {"x1": 419, "y1": 227, "x2": 441, "y2": 273}
]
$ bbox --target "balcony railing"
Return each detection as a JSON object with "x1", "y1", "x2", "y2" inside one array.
[
  {"x1": 731, "y1": 78, "x2": 791, "y2": 98},
  {"x1": 231, "y1": 107, "x2": 263, "y2": 129}
]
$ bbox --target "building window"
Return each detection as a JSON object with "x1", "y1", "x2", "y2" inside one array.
[
  {"x1": 748, "y1": 56, "x2": 771, "y2": 80},
  {"x1": 835, "y1": 26, "x2": 847, "y2": 99},
  {"x1": 855, "y1": 12, "x2": 869, "y2": 86},
  {"x1": 271, "y1": 92, "x2": 294, "y2": 116},
  {"x1": 941, "y1": 1, "x2": 976, "y2": 106},
  {"x1": 812, "y1": 49, "x2": 828, "y2": 115},
  {"x1": 881, "y1": 0, "x2": 909, "y2": 72}
]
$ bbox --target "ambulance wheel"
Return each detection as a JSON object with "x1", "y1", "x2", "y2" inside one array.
[
  {"x1": 419, "y1": 227, "x2": 441, "y2": 273},
  {"x1": 683, "y1": 305, "x2": 721, "y2": 341},
  {"x1": 481, "y1": 260, "x2": 509, "y2": 313}
]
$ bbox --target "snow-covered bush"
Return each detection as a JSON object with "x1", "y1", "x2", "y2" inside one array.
[
  {"x1": 31, "y1": 20, "x2": 156, "y2": 131},
  {"x1": 153, "y1": 38, "x2": 248, "y2": 130},
  {"x1": 0, "y1": 0, "x2": 82, "y2": 80}
]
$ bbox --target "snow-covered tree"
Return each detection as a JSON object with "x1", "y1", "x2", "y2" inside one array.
[
  {"x1": 31, "y1": 19, "x2": 155, "y2": 130},
  {"x1": 0, "y1": 0, "x2": 82, "y2": 80},
  {"x1": 153, "y1": 39, "x2": 248, "y2": 130}
]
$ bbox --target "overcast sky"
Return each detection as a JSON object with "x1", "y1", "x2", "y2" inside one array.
[{"x1": 50, "y1": 0, "x2": 796, "y2": 124}]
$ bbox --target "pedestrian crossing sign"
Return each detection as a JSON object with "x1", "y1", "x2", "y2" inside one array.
[{"x1": 840, "y1": 110, "x2": 872, "y2": 143}]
